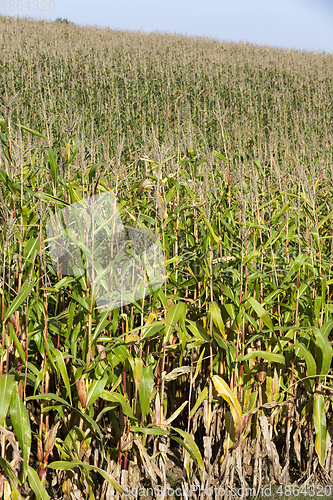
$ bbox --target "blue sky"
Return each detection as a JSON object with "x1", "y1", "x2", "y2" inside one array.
[{"x1": 3, "y1": 0, "x2": 333, "y2": 54}]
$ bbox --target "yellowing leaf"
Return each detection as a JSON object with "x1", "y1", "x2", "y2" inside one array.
[{"x1": 212, "y1": 375, "x2": 242, "y2": 443}]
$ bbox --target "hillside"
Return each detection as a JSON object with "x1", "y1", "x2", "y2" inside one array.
[{"x1": 0, "y1": 14, "x2": 332, "y2": 169}]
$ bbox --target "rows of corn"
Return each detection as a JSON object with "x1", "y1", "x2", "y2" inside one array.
[{"x1": 0, "y1": 13, "x2": 333, "y2": 500}]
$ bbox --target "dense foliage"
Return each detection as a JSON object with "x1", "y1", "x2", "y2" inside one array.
[{"x1": 0, "y1": 13, "x2": 333, "y2": 500}]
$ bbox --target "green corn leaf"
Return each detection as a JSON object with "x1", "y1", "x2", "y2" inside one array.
[
  {"x1": 171, "y1": 427, "x2": 205, "y2": 472},
  {"x1": 158, "y1": 289, "x2": 168, "y2": 309},
  {"x1": 242, "y1": 250, "x2": 261, "y2": 267},
  {"x1": 313, "y1": 327, "x2": 333, "y2": 376},
  {"x1": 141, "y1": 321, "x2": 165, "y2": 340},
  {"x1": 224, "y1": 302, "x2": 236, "y2": 320},
  {"x1": 27, "y1": 466, "x2": 50, "y2": 500},
  {"x1": 280, "y1": 254, "x2": 307, "y2": 286},
  {"x1": 50, "y1": 348, "x2": 72, "y2": 404},
  {"x1": 192, "y1": 348, "x2": 206, "y2": 384},
  {"x1": 0, "y1": 168, "x2": 18, "y2": 194},
  {"x1": 285, "y1": 343, "x2": 316, "y2": 381},
  {"x1": 253, "y1": 159, "x2": 264, "y2": 175},
  {"x1": 91, "y1": 311, "x2": 112, "y2": 345},
  {"x1": 100, "y1": 391, "x2": 137, "y2": 421},
  {"x1": 313, "y1": 394, "x2": 327, "y2": 466},
  {"x1": 190, "y1": 386, "x2": 208, "y2": 418},
  {"x1": 71, "y1": 408, "x2": 104, "y2": 444},
  {"x1": 129, "y1": 358, "x2": 143, "y2": 389},
  {"x1": 247, "y1": 297, "x2": 274, "y2": 331},
  {"x1": 87, "y1": 162, "x2": 107, "y2": 183},
  {"x1": 214, "y1": 151, "x2": 228, "y2": 162},
  {"x1": 67, "y1": 134, "x2": 80, "y2": 165},
  {"x1": 10, "y1": 327, "x2": 26, "y2": 367},
  {"x1": 130, "y1": 426, "x2": 168, "y2": 436},
  {"x1": 25, "y1": 189, "x2": 70, "y2": 207},
  {"x1": 26, "y1": 393, "x2": 72, "y2": 407},
  {"x1": 46, "y1": 148, "x2": 58, "y2": 188},
  {"x1": 186, "y1": 320, "x2": 210, "y2": 342},
  {"x1": 4, "y1": 280, "x2": 35, "y2": 322},
  {"x1": 48, "y1": 460, "x2": 123, "y2": 492},
  {"x1": 170, "y1": 435, "x2": 197, "y2": 479},
  {"x1": 22, "y1": 237, "x2": 39, "y2": 271},
  {"x1": 139, "y1": 364, "x2": 154, "y2": 420},
  {"x1": 10, "y1": 383, "x2": 31, "y2": 483},
  {"x1": 238, "y1": 351, "x2": 285, "y2": 365},
  {"x1": 209, "y1": 301, "x2": 226, "y2": 338},
  {"x1": 165, "y1": 302, "x2": 186, "y2": 343},
  {"x1": 66, "y1": 292, "x2": 90, "y2": 313},
  {"x1": 200, "y1": 212, "x2": 221, "y2": 244},
  {"x1": 166, "y1": 184, "x2": 178, "y2": 204},
  {"x1": 86, "y1": 373, "x2": 108, "y2": 408},
  {"x1": 0, "y1": 114, "x2": 10, "y2": 136},
  {"x1": 20, "y1": 124, "x2": 48, "y2": 140},
  {"x1": 320, "y1": 321, "x2": 333, "y2": 339},
  {"x1": 0, "y1": 374, "x2": 15, "y2": 425}
]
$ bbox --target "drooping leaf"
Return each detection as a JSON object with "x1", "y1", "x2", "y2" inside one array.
[
  {"x1": 164, "y1": 366, "x2": 192, "y2": 382},
  {"x1": 285, "y1": 343, "x2": 316, "y2": 383},
  {"x1": 238, "y1": 351, "x2": 285, "y2": 365},
  {"x1": 48, "y1": 460, "x2": 122, "y2": 492},
  {"x1": 20, "y1": 124, "x2": 48, "y2": 140},
  {"x1": 26, "y1": 393, "x2": 72, "y2": 407},
  {"x1": 100, "y1": 391, "x2": 137, "y2": 421},
  {"x1": 171, "y1": 427, "x2": 205, "y2": 473}
]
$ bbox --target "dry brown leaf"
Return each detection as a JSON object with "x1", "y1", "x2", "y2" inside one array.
[
  {"x1": 259, "y1": 415, "x2": 281, "y2": 481},
  {"x1": 137, "y1": 178, "x2": 155, "y2": 197}
]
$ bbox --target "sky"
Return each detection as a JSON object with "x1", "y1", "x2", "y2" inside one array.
[{"x1": 2, "y1": 0, "x2": 333, "y2": 54}]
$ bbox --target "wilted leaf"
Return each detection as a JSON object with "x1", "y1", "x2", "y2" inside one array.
[{"x1": 164, "y1": 366, "x2": 192, "y2": 381}]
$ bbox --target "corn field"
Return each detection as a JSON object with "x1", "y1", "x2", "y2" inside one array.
[{"x1": 0, "y1": 13, "x2": 333, "y2": 500}]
